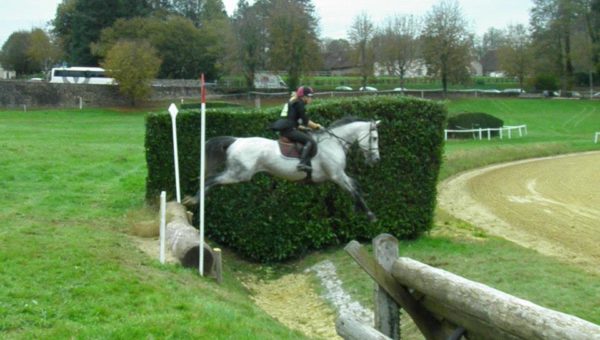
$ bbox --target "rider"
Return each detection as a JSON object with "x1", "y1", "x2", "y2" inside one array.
[{"x1": 278, "y1": 86, "x2": 323, "y2": 172}]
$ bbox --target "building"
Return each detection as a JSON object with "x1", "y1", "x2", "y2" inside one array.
[
  {"x1": 0, "y1": 64, "x2": 16, "y2": 79},
  {"x1": 374, "y1": 59, "x2": 428, "y2": 78}
]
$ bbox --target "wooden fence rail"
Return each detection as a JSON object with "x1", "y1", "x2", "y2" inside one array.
[{"x1": 338, "y1": 234, "x2": 600, "y2": 340}]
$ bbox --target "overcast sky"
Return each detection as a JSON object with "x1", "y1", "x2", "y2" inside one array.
[{"x1": 1, "y1": 0, "x2": 533, "y2": 48}]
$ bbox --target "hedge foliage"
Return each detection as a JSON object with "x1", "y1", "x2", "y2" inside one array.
[
  {"x1": 145, "y1": 96, "x2": 446, "y2": 262},
  {"x1": 447, "y1": 112, "x2": 504, "y2": 138}
]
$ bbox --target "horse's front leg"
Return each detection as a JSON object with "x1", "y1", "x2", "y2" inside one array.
[
  {"x1": 332, "y1": 173, "x2": 377, "y2": 222},
  {"x1": 182, "y1": 174, "x2": 226, "y2": 206}
]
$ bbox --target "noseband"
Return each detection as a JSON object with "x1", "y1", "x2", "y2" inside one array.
[{"x1": 323, "y1": 121, "x2": 379, "y2": 154}]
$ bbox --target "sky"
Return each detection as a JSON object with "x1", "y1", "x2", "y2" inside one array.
[{"x1": 1, "y1": 0, "x2": 534, "y2": 48}]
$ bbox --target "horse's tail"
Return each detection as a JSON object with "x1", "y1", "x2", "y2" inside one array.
[{"x1": 206, "y1": 136, "x2": 236, "y2": 176}]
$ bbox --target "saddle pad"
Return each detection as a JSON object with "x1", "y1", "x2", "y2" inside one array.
[{"x1": 278, "y1": 138, "x2": 302, "y2": 158}]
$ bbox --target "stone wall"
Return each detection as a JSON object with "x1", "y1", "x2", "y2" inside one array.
[{"x1": 0, "y1": 80, "x2": 203, "y2": 108}]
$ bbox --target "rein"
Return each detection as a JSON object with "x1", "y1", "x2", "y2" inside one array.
[{"x1": 321, "y1": 122, "x2": 378, "y2": 154}]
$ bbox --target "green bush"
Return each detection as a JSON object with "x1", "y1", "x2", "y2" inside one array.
[
  {"x1": 145, "y1": 96, "x2": 446, "y2": 262},
  {"x1": 530, "y1": 74, "x2": 559, "y2": 92},
  {"x1": 447, "y1": 112, "x2": 504, "y2": 139}
]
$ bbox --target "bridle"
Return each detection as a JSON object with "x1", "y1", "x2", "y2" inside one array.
[{"x1": 322, "y1": 121, "x2": 379, "y2": 155}]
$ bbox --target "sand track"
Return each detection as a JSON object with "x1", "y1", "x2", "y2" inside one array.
[{"x1": 438, "y1": 151, "x2": 600, "y2": 274}]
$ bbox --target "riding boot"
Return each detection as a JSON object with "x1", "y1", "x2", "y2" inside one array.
[{"x1": 297, "y1": 142, "x2": 313, "y2": 172}]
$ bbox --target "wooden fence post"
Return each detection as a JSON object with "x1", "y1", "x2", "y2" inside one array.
[{"x1": 373, "y1": 234, "x2": 400, "y2": 339}]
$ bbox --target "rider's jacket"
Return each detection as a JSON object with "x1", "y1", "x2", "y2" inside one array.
[{"x1": 286, "y1": 99, "x2": 309, "y2": 128}]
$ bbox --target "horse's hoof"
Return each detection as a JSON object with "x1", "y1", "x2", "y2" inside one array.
[
  {"x1": 367, "y1": 212, "x2": 377, "y2": 222},
  {"x1": 182, "y1": 196, "x2": 198, "y2": 206}
]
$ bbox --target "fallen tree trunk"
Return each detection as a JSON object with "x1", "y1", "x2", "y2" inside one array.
[
  {"x1": 391, "y1": 257, "x2": 600, "y2": 339},
  {"x1": 165, "y1": 202, "x2": 214, "y2": 274}
]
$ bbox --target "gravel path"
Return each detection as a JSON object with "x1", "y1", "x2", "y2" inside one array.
[{"x1": 438, "y1": 151, "x2": 600, "y2": 274}]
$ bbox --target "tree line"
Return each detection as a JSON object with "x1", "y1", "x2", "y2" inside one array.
[{"x1": 1, "y1": 0, "x2": 599, "y2": 99}]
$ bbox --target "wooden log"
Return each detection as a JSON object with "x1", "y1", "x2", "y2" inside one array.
[
  {"x1": 373, "y1": 234, "x2": 400, "y2": 339},
  {"x1": 336, "y1": 314, "x2": 392, "y2": 340},
  {"x1": 344, "y1": 241, "x2": 446, "y2": 340},
  {"x1": 214, "y1": 248, "x2": 223, "y2": 285},
  {"x1": 392, "y1": 257, "x2": 600, "y2": 340},
  {"x1": 166, "y1": 202, "x2": 214, "y2": 274}
]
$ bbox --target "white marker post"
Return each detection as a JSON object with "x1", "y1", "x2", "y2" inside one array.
[
  {"x1": 168, "y1": 103, "x2": 181, "y2": 203},
  {"x1": 199, "y1": 74, "x2": 207, "y2": 276},
  {"x1": 159, "y1": 191, "x2": 166, "y2": 264}
]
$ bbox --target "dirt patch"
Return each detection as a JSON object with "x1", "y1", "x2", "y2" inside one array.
[
  {"x1": 438, "y1": 151, "x2": 600, "y2": 274},
  {"x1": 131, "y1": 236, "x2": 178, "y2": 264},
  {"x1": 243, "y1": 271, "x2": 339, "y2": 339}
]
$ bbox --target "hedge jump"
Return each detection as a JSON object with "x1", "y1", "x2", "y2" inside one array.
[{"x1": 339, "y1": 234, "x2": 600, "y2": 340}]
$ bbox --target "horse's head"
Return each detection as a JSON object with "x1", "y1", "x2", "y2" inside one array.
[{"x1": 357, "y1": 120, "x2": 381, "y2": 166}]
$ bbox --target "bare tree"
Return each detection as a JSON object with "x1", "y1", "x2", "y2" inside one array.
[
  {"x1": 348, "y1": 12, "x2": 376, "y2": 88},
  {"x1": 421, "y1": 0, "x2": 473, "y2": 95},
  {"x1": 475, "y1": 27, "x2": 507, "y2": 75},
  {"x1": 498, "y1": 24, "x2": 533, "y2": 91},
  {"x1": 373, "y1": 14, "x2": 421, "y2": 88}
]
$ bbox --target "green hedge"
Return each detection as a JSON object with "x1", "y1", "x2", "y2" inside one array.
[
  {"x1": 145, "y1": 96, "x2": 446, "y2": 262},
  {"x1": 447, "y1": 112, "x2": 504, "y2": 138}
]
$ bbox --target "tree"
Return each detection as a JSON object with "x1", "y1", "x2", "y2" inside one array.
[
  {"x1": 530, "y1": 0, "x2": 578, "y2": 93},
  {"x1": 266, "y1": 0, "x2": 321, "y2": 90},
  {"x1": 52, "y1": 0, "x2": 152, "y2": 66},
  {"x1": 321, "y1": 38, "x2": 353, "y2": 71},
  {"x1": 27, "y1": 29, "x2": 63, "y2": 73},
  {"x1": 476, "y1": 27, "x2": 507, "y2": 75},
  {"x1": 230, "y1": 0, "x2": 269, "y2": 88},
  {"x1": 421, "y1": 0, "x2": 473, "y2": 94},
  {"x1": 102, "y1": 39, "x2": 162, "y2": 106},
  {"x1": 373, "y1": 14, "x2": 420, "y2": 87},
  {"x1": 498, "y1": 24, "x2": 533, "y2": 91},
  {"x1": 0, "y1": 31, "x2": 36, "y2": 75},
  {"x1": 348, "y1": 12, "x2": 376, "y2": 88},
  {"x1": 93, "y1": 15, "x2": 225, "y2": 79}
]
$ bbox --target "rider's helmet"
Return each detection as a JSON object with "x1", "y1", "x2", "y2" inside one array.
[{"x1": 296, "y1": 86, "x2": 314, "y2": 98}]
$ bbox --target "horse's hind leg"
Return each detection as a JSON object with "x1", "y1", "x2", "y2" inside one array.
[
  {"x1": 183, "y1": 165, "x2": 254, "y2": 206},
  {"x1": 331, "y1": 173, "x2": 377, "y2": 222}
]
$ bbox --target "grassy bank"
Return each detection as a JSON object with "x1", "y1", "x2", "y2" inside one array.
[
  {"x1": 1, "y1": 98, "x2": 598, "y2": 339},
  {"x1": 0, "y1": 109, "x2": 307, "y2": 339}
]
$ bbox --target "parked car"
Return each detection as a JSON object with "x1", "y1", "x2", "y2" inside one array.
[
  {"x1": 335, "y1": 86, "x2": 353, "y2": 91},
  {"x1": 392, "y1": 87, "x2": 407, "y2": 92},
  {"x1": 359, "y1": 86, "x2": 378, "y2": 92},
  {"x1": 502, "y1": 88, "x2": 526, "y2": 94},
  {"x1": 480, "y1": 89, "x2": 501, "y2": 93}
]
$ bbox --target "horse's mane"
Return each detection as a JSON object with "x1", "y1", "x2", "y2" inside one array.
[{"x1": 327, "y1": 116, "x2": 368, "y2": 129}]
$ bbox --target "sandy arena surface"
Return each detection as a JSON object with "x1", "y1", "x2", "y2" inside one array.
[{"x1": 438, "y1": 151, "x2": 600, "y2": 274}]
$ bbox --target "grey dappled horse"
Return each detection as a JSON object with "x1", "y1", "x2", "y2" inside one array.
[{"x1": 183, "y1": 117, "x2": 381, "y2": 221}]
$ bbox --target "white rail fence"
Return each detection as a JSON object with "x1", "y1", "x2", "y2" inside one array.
[{"x1": 445, "y1": 124, "x2": 527, "y2": 141}]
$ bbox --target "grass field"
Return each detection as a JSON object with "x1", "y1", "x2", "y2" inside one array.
[{"x1": 1, "y1": 98, "x2": 598, "y2": 338}]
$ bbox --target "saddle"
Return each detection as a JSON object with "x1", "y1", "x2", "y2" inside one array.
[{"x1": 277, "y1": 136, "x2": 303, "y2": 158}]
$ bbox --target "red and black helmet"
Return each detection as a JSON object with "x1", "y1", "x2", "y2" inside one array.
[{"x1": 296, "y1": 86, "x2": 314, "y2": 98}]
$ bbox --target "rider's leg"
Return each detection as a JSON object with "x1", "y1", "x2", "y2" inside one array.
[
  {"x1": 298, "y1": 141, "x2": 313, "y2": 171},
  {"x1": 286, "y1": 129, "x2": 315, "y2": 171}
]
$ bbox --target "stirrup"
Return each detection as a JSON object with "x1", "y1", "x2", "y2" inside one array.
[{"x1": 297, "y1": 163, "x2": 312, "y2": 171}]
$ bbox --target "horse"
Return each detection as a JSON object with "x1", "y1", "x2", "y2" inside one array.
[{"x1": 183, "y1": 117, "x2": 381, "y2": 221}]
